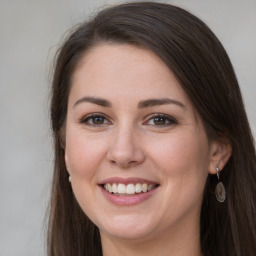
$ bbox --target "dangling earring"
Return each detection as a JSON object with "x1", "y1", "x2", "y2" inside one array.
[
  {"x1": 69, "y1": 176, "x2": 71, "y2": 183},
  {"x1": 215, "y1": 167, "x2": 226, "y2": 202}
]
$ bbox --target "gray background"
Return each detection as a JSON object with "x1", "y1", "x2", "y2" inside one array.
[{"x1": 0, "y1": 0, "x2": 255, "y2": 255}]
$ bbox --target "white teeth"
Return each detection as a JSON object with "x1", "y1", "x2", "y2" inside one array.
[
  {"x1": 112, "y1": 183, "x2": 118, "y2": 193},
  {"x1": 142, "y1": 183, "x2": 148, "y2": 192},
  {"x1": 126, "y1": 184, "x2": 135, "y2": 194},
  {"x1": 117, "y1": 184, "x2": 126, "y2": 194},
  {"x1": 103, "y1": 183, "x2": 157, "y2": 195},
  {"x1": 135, "y1": 183, "x2": 142, "y2": 193},
  {"x1": 108, "y1": 184, "x2": 113, "y2": 193}
]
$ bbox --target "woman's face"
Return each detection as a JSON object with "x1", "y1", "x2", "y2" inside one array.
[{"x1": 65, "y1": 44, "x2": 215, "y2": 243}]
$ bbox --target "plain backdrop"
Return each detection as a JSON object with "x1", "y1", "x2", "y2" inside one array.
[{"x1": 0, "y1": 0, "x2": 255, "y2": 255}]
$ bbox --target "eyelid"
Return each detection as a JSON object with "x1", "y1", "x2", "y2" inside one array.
[
  {"x1": 79, "y1": 112, "x2": 177, "y2": 127},
  {"x1": 143, "y1": 113, "x2": 177, "y2": 126},
  {"x1": 79, "y1": 113, "x2": 112, "y2": 126}
]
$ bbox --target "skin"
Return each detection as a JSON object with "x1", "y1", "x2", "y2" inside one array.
[{"x1": 65, "y1": 44, "x2": 231, "y2": 256}]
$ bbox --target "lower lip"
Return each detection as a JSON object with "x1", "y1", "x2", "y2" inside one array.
[{"x1": 99, "y1": 186, "x2": 159, "y2": 206}]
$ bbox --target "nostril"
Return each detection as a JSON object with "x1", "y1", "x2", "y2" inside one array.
[{"x1": 107, "y1": 144, "x2": 145, "y2": 168}]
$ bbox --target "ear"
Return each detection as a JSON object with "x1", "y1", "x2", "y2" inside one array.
[
  {"x1": 60, "y1": 125, "x2": 69, "y2": 173},
  {"x1": 208, "y1": 138, "x2": 232, "y2": 174},
  {"x1": 65, "y1": 152, "x2": 70, "y2": 174}
]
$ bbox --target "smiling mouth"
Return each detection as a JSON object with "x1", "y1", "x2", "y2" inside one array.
[{"x1": 102, "y1": 183, "x2": 159, "y2": 196}]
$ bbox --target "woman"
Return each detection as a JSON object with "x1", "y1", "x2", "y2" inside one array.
[{"x1": 47, "y1": 2, "x2": 256, "y2": 256}]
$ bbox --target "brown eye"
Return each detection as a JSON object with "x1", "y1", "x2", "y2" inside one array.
[
  {"x1": 81, "y1": 114, "x2": 110, "y2": 126},
  {"x1": 92, "y1": 116, "x2": 105, "y2": 125},
  {"x1": 153, "y1": 117, "x2": 166, "y2": 125},
  {"x1": 145, "y1": 114, "x2": 177, "y2": 127}
]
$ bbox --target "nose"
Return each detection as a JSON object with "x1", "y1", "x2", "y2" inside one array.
[{"x1": 107, "y1": 125, "x2": 145, "y2": 169}]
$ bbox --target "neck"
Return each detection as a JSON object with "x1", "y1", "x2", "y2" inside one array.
[{"x1": 101, "y1": 214, "x2": 202, "y2": 256}]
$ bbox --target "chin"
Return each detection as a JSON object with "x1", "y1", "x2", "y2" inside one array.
[{"x1": 96, "y1": 213, "x2": 159, "y2": 241}]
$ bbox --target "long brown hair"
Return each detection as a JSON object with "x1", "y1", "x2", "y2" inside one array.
[{"x1": 48, "y1": 2, "x2": 256, "y2": 255}]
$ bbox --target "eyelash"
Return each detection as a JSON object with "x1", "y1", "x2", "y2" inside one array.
[
  {"x1": 79, "y1": 113, "x2": 177, "y2": 127},
  {"x1": 80, "y1": 113, "x2": 111, "y2": 127},
  {"x1": 144, "y1": 114, "x2": 177, "y2": 127}
]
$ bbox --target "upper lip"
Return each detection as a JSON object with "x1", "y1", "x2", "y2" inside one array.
[{"x1": 99, "y1": 177, "x2": 159, "y2": 185}]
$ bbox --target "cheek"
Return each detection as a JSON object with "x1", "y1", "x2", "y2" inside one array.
[
  {"x1": 65, "y1": 128, "x2": 107, "y2": 181},
  {"x1": 65, "y1": 130, "x2": 108, "y2": 218},
  {"x1": 148, "y1": 130, "x2": 210, "y2": 221},
  {"x1": 147, "y1": 129, "x2": 210, "y2": 190}
]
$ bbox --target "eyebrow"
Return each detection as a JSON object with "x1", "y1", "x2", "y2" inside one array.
[
  {"x1": 138, "y1": 98, "x2": 186, "y2": 109},
  {"x1": 73, "y1": 96, "x2": 112, "y2": 108},
  {"x1": 73, "y1": 96, "x2": 186, "y2": 109}
]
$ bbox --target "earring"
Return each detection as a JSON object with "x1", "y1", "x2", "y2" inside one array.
[
  {"x1": 215, "y1": 167, "x2": 226, "y2": 202},
  {"x1": 69, "y1": 176, "x2": 71, "y2": 183}
]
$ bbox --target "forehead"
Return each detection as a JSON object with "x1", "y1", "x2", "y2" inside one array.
[
  {"x1": 71, "y1": 44, "x2": 189, "y2": 101},
  {"x1": 74, "y1": 43, "x2": 172, "y2": 83},
  {"x1": 68, "y1": 43, "x2": 203, "y2": 128},
  {"x1": 67, "y1": 45, "x2": 203, "y2": 126}
]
